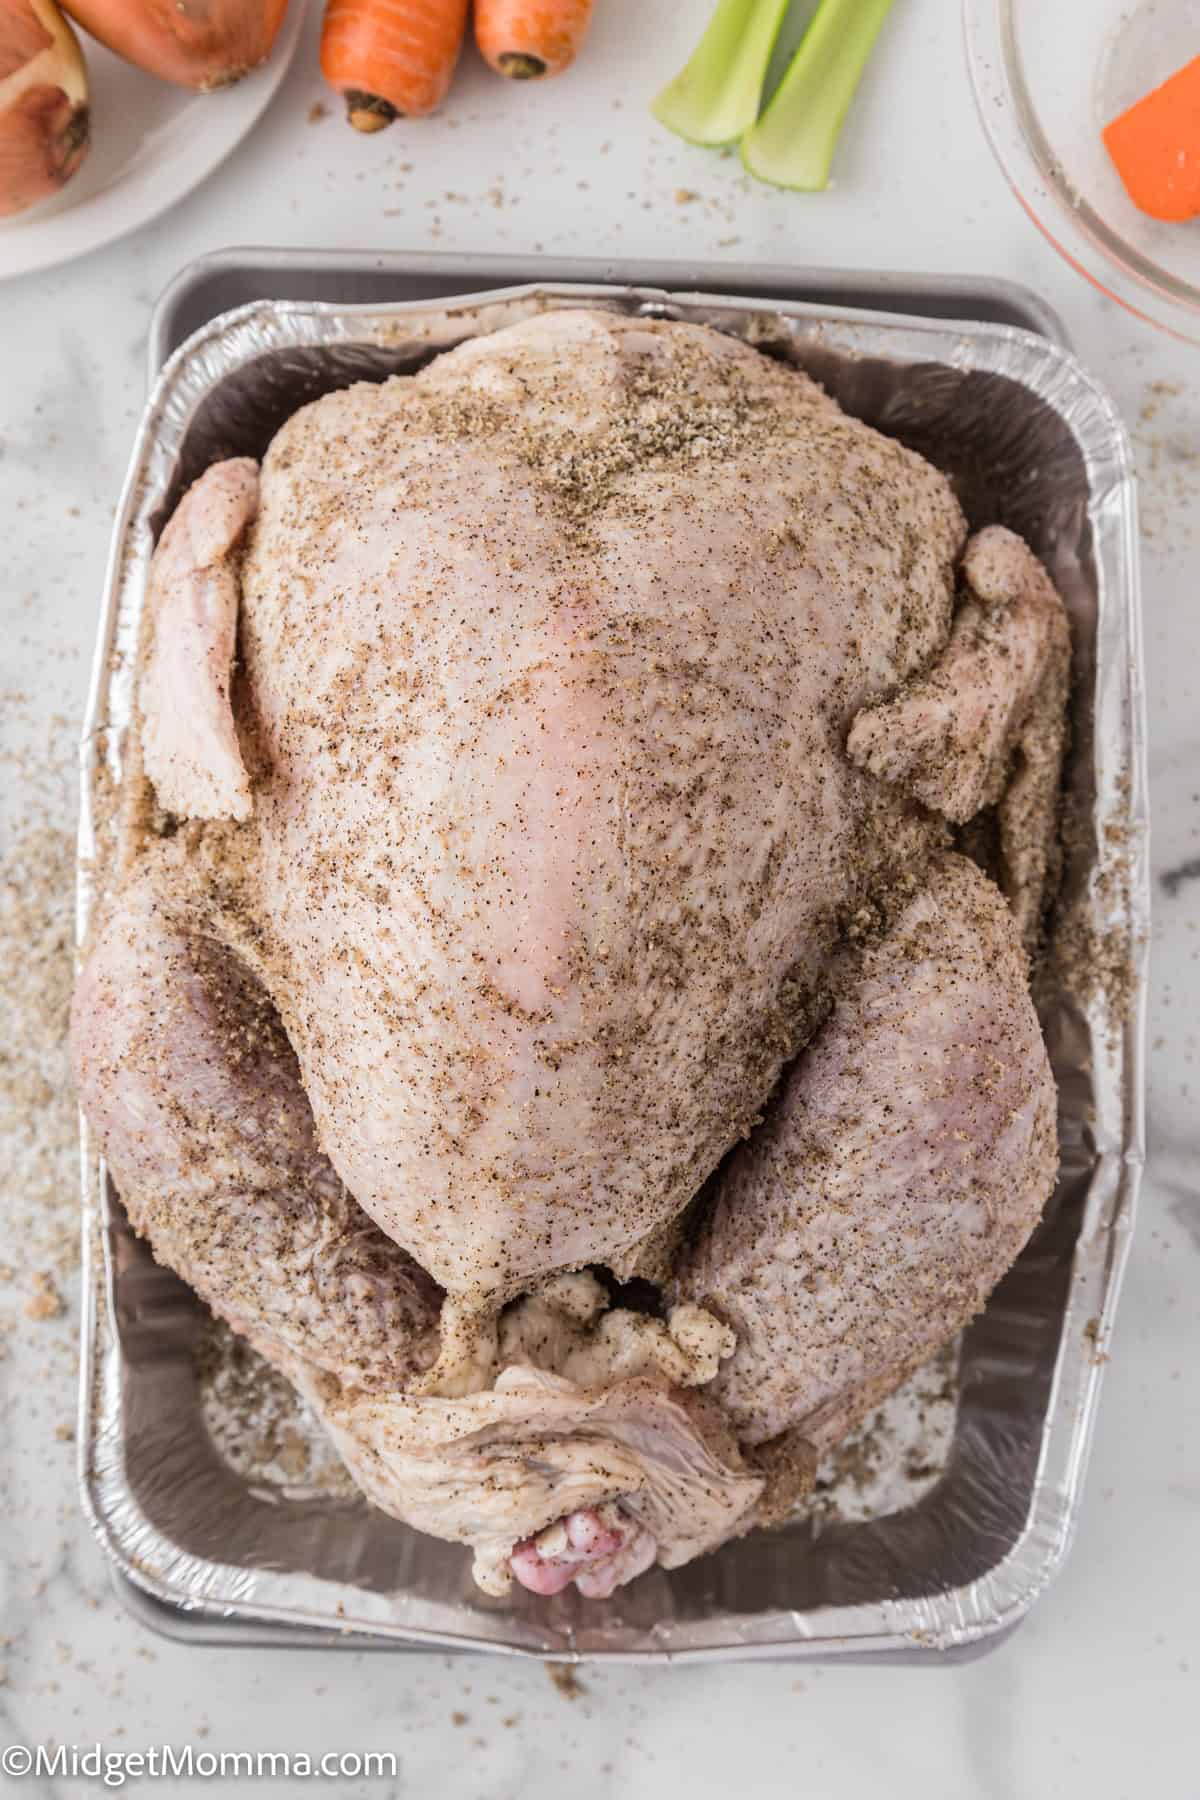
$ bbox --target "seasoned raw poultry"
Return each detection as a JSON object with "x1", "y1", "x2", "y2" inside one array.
[{"x1": 72, "y1": 308, "x2": 1066, "y2": 1600}]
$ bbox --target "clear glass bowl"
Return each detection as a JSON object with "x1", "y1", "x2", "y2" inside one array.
[{"x1": 964, "y1": 0, "x2": 1200, "y2": 344}]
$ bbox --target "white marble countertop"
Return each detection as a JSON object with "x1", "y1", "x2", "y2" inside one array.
[{"x1": 1, "y1": 2, "x2": 1197, "y2": 1795}]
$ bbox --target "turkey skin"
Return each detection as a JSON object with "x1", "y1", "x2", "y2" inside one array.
[{"x1": 73, "y1": 309, "x2": 1066, "y2": 1600}]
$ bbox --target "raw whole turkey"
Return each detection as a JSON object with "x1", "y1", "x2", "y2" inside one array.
[{"x1": 72, "y1": 309, "x2": 1066, "y2": 1600}]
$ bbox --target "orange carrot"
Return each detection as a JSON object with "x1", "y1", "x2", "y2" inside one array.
[
  {"x1": 474, "y1": 0, "x2": 594, "y2": 80},
  {"x1": 320, "y1": 0, "x2": 468, "y2": 130},
  {"x1": 1102, "y1": 55, "x2": 1200, "y2": 223}
]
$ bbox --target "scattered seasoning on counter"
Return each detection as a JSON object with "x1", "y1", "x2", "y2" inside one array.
[
  {"x1": 0, "y1": 823, "x2": 79, "y2": 1303},
  {"x1": 23, "y1": 1271, "x2": 64, "y2": 1321},
  {"x1": 547, "y1": 1664, "x2": 586, "y2": 1701},
  {"x1": 1134, "y1": 379, "x2": 1199, "y2": 550}
]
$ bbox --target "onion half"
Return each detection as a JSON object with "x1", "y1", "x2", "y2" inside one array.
[
  {"x1": 0, "y1": 0, "x2": 89, "y2": 219},
  {"x1": 60, "y1": 0, "x2": 289, "y2": 93}
]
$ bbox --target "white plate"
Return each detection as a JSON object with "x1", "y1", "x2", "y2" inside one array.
[{"x1": 0, "y1": 0, "x2": 306, "y2": 283}]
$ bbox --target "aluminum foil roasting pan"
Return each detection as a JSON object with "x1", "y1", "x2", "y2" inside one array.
[{"x1": 76, "y1": 274, "x2": 1148, "y2": 1661}]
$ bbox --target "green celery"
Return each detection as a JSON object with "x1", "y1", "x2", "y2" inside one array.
[
  {"x1": 652, "y1": 0, "x2": 792, "y2": 148},
  {"x1": 741, "y1": 0, "x2": 894, "y2": 190}
]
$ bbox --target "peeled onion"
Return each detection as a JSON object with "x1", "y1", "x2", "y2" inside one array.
[
  {"x1": 60, "y1": 0, "x2": 288, "y2": 92},
  {"x1": 0, "y1": 0, "x2": 89, "y2": 218}
]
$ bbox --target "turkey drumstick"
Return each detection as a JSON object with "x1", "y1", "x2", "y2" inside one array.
[
  {"x1": 674, "y1": 852, "x2": 1058, "y2": 1451},
  {"x1": 70, "y1": 836, "x2": 442, "y2": 1391}
]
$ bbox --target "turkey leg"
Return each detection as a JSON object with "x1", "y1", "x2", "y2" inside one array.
[
  {"x1": 673, "y1": 852, "x2": 1059, "y2": 1450},
  {"x1": 70, "y1": 837, "x2": 442, "y2": 1391}
]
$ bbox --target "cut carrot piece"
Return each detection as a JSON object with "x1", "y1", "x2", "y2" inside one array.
[{"x1": 1102, "y1": 54, "x2": 1200, "y2": 223}]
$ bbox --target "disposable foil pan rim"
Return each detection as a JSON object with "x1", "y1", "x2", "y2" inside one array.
[{"x1": 75, "y1": 281, "x2": 1147, "y2": 1660}]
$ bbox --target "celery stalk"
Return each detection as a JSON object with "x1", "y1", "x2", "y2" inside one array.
[
  {"x1": 652, "y1": 0, "x2": 792, "y2": 148},
  {"x1": 741, "y1": 0, "x2": 893, "y2": 190}
]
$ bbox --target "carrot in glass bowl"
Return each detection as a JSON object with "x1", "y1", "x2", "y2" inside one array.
[
  {"x1": 474, "y1": 0, "x2": 595, "y2": 80},
  {"x1": 1102, "y1": 54, "x2": 1200, "y2": 223},
  {"x1": 320, "y1": 0, "x2": 469, "y2": 130}
]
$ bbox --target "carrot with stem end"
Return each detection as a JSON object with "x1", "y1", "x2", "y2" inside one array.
[
  {"x1": 652, "y1": 0, "x2": 790, "y2": 148},
  {"x1": 474, "y1": 0, "x2": 594, "y2": 80},
  {"x1": 320, "y1": 0, "x2": 468, "y2": 130},
  {"x1": 741, "y1": 0, "x2": 893, "y2": 191}
]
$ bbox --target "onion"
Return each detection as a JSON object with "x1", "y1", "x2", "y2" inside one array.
[
  {"x1": 0, "y1": 0, "x2": 89, "y2": 219},
  {"x1": 59, "y1": 0, "x2": 289, "y2": 92}
]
